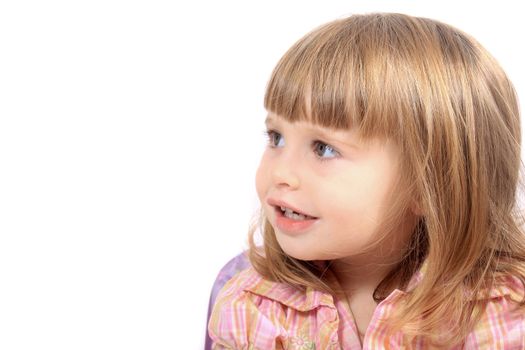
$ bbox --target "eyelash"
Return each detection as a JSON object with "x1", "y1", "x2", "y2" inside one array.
[{"x1": 262, "y1": 129, "x2": 340, "y2": 162}]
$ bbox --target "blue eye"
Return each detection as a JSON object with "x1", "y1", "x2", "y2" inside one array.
[
  {"x1": 262, "y1": 129, "x2": 340, "y2": 162},
  {"x1": 263, "y1": 129, "x2": 284, "y2": 148},
  {"x1": 313, "y1": 141, "x2": 339, "y2": 161}
]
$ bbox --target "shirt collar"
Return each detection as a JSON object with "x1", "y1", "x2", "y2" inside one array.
[
  {"x1": 243, "y1": 272, "x2": 336, "y2": 312},
  {"x1": 242, "y1": 261, "x2": 427, "y2": 312},
  {"x1": 242, "y1": 260, "x2": 523, "y2": 312}
]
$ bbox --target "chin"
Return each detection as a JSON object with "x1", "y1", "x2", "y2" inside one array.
[
  {"x1": 276, "y1": 240, "x2": 319, "y2": 261},
  {"x1": 284, "y1": 251, "x2": 312, "y2": 261},
  {"x1": 279, "y1": 241, "x2": 342, "y2": 262},
  {"x1": 271, "y1": 224, "x2": 325, "y2": 261}
]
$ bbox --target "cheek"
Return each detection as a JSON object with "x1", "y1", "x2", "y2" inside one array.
[{"x1": 325, "y1": 174, "x2": 387, "y2": 229}]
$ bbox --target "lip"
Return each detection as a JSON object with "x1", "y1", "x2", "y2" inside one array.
[
  {"x1": 266, "y1": 198, "x2": 317, "y2": 218},
  {"x1": 272, "y1": 204, "x2": 319, "y2": 234},
  {"x1": 267, "y1": 197, "x2": 320, "y2": 235}
]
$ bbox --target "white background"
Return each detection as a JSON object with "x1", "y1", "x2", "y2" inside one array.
[{"x1": 0, "y1": 1, "x2": 523, "y2": 349}]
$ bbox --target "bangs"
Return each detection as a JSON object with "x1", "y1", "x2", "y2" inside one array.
[
  {"x1": 264, "y1": 20, "x2": 360, "y2": 131},
  {"x1": 263, "y1": 14, "x2": 418, "y2": 141}
]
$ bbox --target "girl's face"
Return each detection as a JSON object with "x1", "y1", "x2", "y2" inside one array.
[{"x1": 256, "y1": 112, "x2": 416, "y2": 262}]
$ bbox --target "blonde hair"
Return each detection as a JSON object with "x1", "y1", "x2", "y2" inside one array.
[{"x1": 246, "y1": 12, "x2": 525, "y2": 346}]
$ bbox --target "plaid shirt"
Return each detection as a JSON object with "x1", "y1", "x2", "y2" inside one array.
[{"x1": 208, "y1": 263, "x2": 524, "y2": 349}]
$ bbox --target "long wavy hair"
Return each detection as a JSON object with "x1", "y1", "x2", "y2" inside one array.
[{"x1": 246, "y1": 12, "x2": 525, "y2": 346}]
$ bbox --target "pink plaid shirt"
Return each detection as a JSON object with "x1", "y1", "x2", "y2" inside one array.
[{"x1": 208, "y1": 263, "x2": 524, "y2": 349}]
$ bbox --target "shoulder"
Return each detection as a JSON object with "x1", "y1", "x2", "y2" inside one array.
[
  {"x1": 465, "y1": 274, "x2": 525, "y2": 348},
  {"x1": 206, "y1": 266, "x2": 291, "y2": 349}
]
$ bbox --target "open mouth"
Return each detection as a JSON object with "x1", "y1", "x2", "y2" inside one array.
[{"x1": 274, "y1": 205, "x2": 317, "y2": 221}]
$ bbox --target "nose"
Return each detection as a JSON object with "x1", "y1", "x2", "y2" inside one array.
[{"x1": 271, "y1": 150, "x2": 300, "y2": 190}]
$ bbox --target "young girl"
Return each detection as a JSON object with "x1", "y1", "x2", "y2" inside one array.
[{"x1": 208, "y1": 12, "x2": 525, "y2": 349}]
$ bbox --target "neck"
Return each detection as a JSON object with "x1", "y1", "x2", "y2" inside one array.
[{"x1": 329, "y1": 254, "x2": 402, "y2": 296}]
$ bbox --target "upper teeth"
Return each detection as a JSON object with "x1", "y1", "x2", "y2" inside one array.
[
  {"x1": 280, "y1": 206, "x2": 311, "y2": 220},
  {"x1": 280, "y1": 206, "x2": 295, "y2": 213}
]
